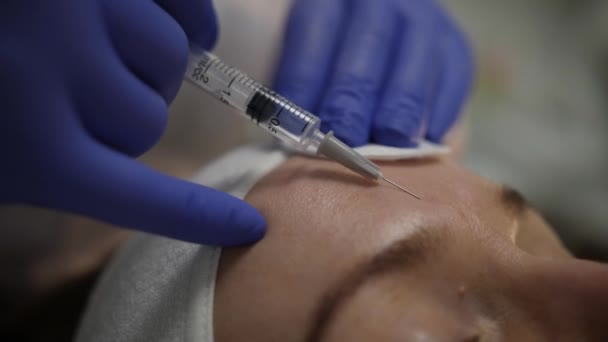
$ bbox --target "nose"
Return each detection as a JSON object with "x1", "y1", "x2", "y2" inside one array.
[{"x1": 523, "y1": 257, "x2": 608, "y2": 340}]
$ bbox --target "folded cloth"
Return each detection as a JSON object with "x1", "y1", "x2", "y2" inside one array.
[
  {"x1": 76, "y1": 143, "x2": 447, "y2": 342},
  {"x1": 352, "y1": 142, "x2": 449, "y2": 160}
]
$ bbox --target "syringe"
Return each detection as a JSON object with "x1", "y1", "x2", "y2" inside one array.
[{"x1": 184, "y1": 48, "x2": 419, "y2": 199}]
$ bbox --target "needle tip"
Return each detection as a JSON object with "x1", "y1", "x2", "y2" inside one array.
[{"x1": 380, "y1": 177, "x2": 421, "y2": 199}]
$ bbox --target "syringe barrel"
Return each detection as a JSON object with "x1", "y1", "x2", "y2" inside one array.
[{"x1": 185, "y1": 50, "x2": 321, "y2": 150}]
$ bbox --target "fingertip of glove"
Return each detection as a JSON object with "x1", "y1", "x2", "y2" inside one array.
[
  {"x1": 425, "y1": 126, "x2": 447, "y2": 144},
  {"x1": 173, "y1": 188, "x2": 266, "y2": 246},
  {"x1": 232, "y1": 205, "x2": 266, "y2": 245},
  {"x1": 320, "y1": 111, "x2": 371, "y2": 148},
  {"x1": 222, "y1": 204, "x2": 267, "y2": 246},
  {"x1": 322, "y1": 122, "x2": 368, "y2": 148},
  {"x1": 372, "y1": 126, "x2": 419, "y2": 148}
]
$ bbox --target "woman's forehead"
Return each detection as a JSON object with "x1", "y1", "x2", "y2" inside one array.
[
  {"x1": 232, "y1": 165, "x2": 492, "y2": 280},
  {"x1": 248, "y1": 156, "x2": 503, "y2": 229}
]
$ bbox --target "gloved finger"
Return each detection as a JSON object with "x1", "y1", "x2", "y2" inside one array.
[
  {"x1": 155, "y1": 0, "x2": 218, "y2": 49},
  {"x1": 317, "y1": 0, "x2": 398, "y2": 147},
  {"x1": 273, "y1": 0, "x2": 347, "y2": 111},
  {"x1": 103, "y1": 0, "x2": 189, "y2": 103},
  {"x1": 426, "y1": 29, "x2": 474, "y2": 142},
  {"x1": 372, "y1": 8, "x2": 440, "y2": 147},
  {"x1": 44, "y1": 139, "x2": 266, "y2": 245},
  {"x1": 75, "y1": 50, "x2": 168, "y2": 157}
]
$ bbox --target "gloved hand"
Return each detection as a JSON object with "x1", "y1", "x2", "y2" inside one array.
[
  {"x1": 0, "y1": 0, "x2": 265, "y2": 245},
  {"x1": 274, "y1": 0, "x2": 474, "y2": 147}
]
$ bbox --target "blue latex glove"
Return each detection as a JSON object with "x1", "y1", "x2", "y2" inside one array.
[
  {"x1": 0, "y1": 0, "x2": 265, "y2": 245},
  {"x1": 274, "y1": 0, "x2": 474, "y2": 147}
]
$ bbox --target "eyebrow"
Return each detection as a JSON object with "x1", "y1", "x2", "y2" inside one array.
[
  {"x1": 305, "y1": 186, "x2": 529, "y2": 341},
  {"x1": 305, "y1": 228, "x2": 443, "y2": 342}
]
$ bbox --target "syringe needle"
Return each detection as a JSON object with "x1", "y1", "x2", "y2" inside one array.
[{"x1": 381, "y1": 176, "x2": 421, "y2": 200}]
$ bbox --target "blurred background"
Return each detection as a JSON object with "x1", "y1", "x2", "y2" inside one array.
[
  {"x1": 1, "y1": 0, "x2": 607, "y2": 340},
  {"x1": 452, "y1": 0, "x2": 608, "y2": 261}
]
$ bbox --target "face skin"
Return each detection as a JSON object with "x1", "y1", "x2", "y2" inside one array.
[{"x1": 214, "y1": 155, "x2": 608, "y2": 341}]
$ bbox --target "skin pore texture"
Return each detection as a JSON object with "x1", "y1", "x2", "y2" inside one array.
[{"x1": 215, "y1": 155, "x2": 608, "y2": 341}]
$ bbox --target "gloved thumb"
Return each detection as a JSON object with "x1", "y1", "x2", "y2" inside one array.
[{"x1": 40, "y1": 143, "x2": 266, "y2": 246}]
